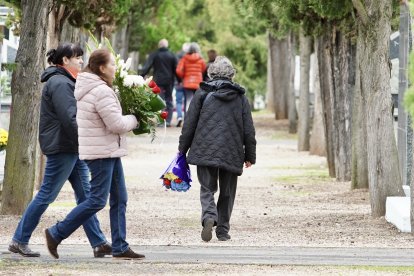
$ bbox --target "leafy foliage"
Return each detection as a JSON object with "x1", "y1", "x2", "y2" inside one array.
[
  {"x1": 58, "y1": 0, "x2": 132, "y2": 32},
  {"x1": 131, "y1": 0, "x2": 267, "y2": 100}
]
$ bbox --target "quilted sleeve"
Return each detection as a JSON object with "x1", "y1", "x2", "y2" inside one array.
[{"x1": 242, "y1": 96, "x2": 256, "y2": 164}]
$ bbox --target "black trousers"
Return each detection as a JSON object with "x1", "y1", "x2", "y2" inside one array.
[
  {"x1": 197, "y1": 166, "x2": 238, "y2": 235},
  {"x1": 159, "y1": 84, "x2": 174, "y2": 124}
]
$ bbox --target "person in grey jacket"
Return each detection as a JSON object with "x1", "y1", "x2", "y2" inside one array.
[{"x1": 178, "y1": 56, "x2": 256, "y2": 242}]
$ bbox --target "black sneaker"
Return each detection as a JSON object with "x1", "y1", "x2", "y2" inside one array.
[
  {"x1": 93, "y1": 242, "x2": 112, "y2": 257},
  {"x1": 201, "y1": 218, "x2": 215, "y2": 242},
  {"x1": 8, "y1": 241, "x2": 40, "y2": 257},
  {"x1": 176, "y1": 118, "x2": 183, "y2": 127},
  {"x1": 113, "y1": 248, "x2": 145, "y2": 260},
  {"x1": 217, "y1": 233, "x2": 231, "y2": 241}
]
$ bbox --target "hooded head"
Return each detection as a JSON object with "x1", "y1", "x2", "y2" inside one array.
[{"x1": 207, "y1": 56, "x2": 236, "y2": 80}]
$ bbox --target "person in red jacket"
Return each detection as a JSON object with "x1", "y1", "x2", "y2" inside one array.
[{"x1": 176, "y1": 42, "x2": 206, "y2": 116}]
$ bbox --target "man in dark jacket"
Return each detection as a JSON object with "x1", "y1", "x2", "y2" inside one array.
[
  {"x1": 141, "y1": 39, "x2": 177, "y2": 127},
  {"x1": 178, "y1": 56, "x2": 256, "y2": 242}
]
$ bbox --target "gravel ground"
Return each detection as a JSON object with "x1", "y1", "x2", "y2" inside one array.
[{"x1": 1, "y1": 111, "x2": 413, "y2": 275}]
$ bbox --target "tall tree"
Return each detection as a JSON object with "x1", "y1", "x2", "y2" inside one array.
[
  {"x1": 310, "y1": 44, "x2": 326, "y2": 156},
  {"x1": 0, "y1": 0, "x2": 51, "y2": 215},
  {"x1": 353, "y1": 0, "x2": 404, "y2": 216},
  {"x1": 332, "y1": 31, "x2": 355, "y2": 181},
  {"x1": 268, "y1": 32, "x2": 290, "y2": 119},
  {"x1": 298, "y1": 31, "x2": 311, "y2": 151}
]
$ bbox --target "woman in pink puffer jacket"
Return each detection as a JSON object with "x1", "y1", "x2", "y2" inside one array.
[{"x1": 45, "y1": 49, "x2": 145, "y2": 260}]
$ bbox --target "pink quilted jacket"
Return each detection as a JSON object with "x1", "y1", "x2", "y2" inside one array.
[{"x1": 74, "y1": 72, "x2": 138, "y2": 160}]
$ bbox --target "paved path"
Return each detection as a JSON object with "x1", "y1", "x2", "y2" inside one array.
[{"x1": 1, "y1": 244, "x2": 414, "y2": 266}]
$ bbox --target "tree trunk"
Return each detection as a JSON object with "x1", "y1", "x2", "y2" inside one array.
[
  {"x1": 310, "y1": 40, "x2": 326, "y2": 156},
  {"x1": 268, "y1": 32, "x2": 290, "y2": 120},
  {"x1": 354, "y1": 0, "x2": 404, "y2": 217},
  {"x1": 298, "y1": 31, "x2": 311, "y2": 151},
  {"x1": 351, "y1": 40, "x2": 369, "y2": 189},
  {"x1": 0, "y1": 0, "x2": 50, "y2": 215},
  {"x1": 288, "y1": 33, "x2": 297, "y2": 134},
  {"x1": 332, "y1": 32, "x2": 355, "y2": 181},
  {"x1": 46, "y1": 3, "x2": 70, "y2": 51},
  {"x1": 60, "y1": 20, "x2": 81, "y2": 44},
  {"x1": 266, "y1": 34, "x2": 275, "y2": 113},
  {"x1": 317, "y1": 31, "x2": 336, "y2": 177}
]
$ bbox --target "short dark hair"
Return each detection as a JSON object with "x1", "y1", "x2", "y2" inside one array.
[{"x1": 46, "y1": 43, "x2": 83, "y2": 65}]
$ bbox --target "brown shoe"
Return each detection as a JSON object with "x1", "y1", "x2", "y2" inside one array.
[
  {"x1": 113, "y1": 248, "x2": 145, "y2": 260},
  {"x1": 44, "y1": 229, "x2": 60, "y2": 259},
  {"x1": 93, "y1": 242, "x2": 112, "y2": 257},
  {"x1": 8, "y1": 240, "x2": 40, "y2": 257}
]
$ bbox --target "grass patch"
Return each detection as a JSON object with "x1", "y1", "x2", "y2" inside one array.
[
  {"x1": 271, "y1": 164, "x2": 327, "y2": 170},
  {"x1": 344, "y1": 265, "x2": 414, "y2": 272},
  {"x1": 252, "y1": 109, "x2": 272, "y2": 116},
  {"x1": 177, "y1": 217, "x2": 198, "y2": 228},
  {"x1": 271, "y1": 131, "x2": 297, "y2": 140},
  {"x1": 279, "y1": 190, "x2": 310, "y2": 197},
  {"x1": 273, "y1": 170, "x2": 331, "y2": 184}
]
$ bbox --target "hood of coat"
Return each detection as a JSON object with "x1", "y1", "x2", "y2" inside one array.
[
  {"x1": 183, "y1": 53, "x2": 203, "y2": 63},
  {"x1": 40, "y1": 66, "x2": 74, "y2": 83},
  {"x1": 200, "y1": 79, "x2": 245, "y2": 101},
  {"x1": 74, "y1": 72, "x2": 107, "y2": 101}
]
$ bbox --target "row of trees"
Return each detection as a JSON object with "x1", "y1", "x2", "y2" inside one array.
[
  {"x1": 0, "y1": 0, "x2": 409, "y2": 221},
  {"x1": 246, "y1": 0, "x2": 405, "y2": 217},
  {"x1": 0, "y1": 0, "x2": 268, "y2": 215}
]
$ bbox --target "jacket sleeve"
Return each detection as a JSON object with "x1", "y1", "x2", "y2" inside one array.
[
  {"x1": 51, "y1": 80, "x2": 78, "y2": 139},
  {"x1": 178, "y1": 90, "x2": 206, "y2": 154},
  {"x1": 140, "y1": 52, "x2": 155, "y2": 77},
  {"x1": 176, "y1": 58, "x2": 185, "y2": 79},
  {"x1": 242, "y1": 96, "x2": 256, "y2": 164},
  {"x1": 172, "y1": 55, "x2": 179, "y2": 82},
  {"x1": 95, "y1": 86, "x2": 138, "y2": 134},
  {"x1": 201, "y1": 59, "x2": 207, "y2": 73}
]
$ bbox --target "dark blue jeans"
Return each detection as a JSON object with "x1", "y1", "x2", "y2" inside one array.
[
  {"x1": 184, "y1": 88, "x2": 196, "y2": 117},
  {"x1": 175, "y1": 86, "x2": 184, "y2": 120},
  {"x1": 48, "y1": 158, "x2": 129, "y2": 255},
  {"x1": 12, "y1": 153, "x2": 107, "y2": 247}
]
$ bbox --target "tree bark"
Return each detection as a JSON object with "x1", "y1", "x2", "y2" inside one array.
[
  {"x1": 47, "y1": 3, "x2": 70, "y2": 51},
  {"x1": 332, "y1": 32, "x2": 355, "y2": 181},
  {"x1": 310, "y1": 40, "x2": 326, "y2": 156},
  {"x1": 355, "y1": 0, "x2": 404, "y2": 217},
  {"x1": 266, "y1": 34, "x2": 275, "y2": 113},
  {"x1": 268, "y1": 32, "x2": 290, "y2": 120},
  {"x1": 351, "y1": 41, "x2": 369, "y2": 189},
  {"x1": 317, "y1": 31, "x2": 336, "y2": 178},
  {"x1": 288, "y1": 33, "x2": 297, "y2": 134},
  {"x1": 0, "y1": 0, "x2": 50, "y2": 215},
  {"x1": 298, "y1": 31, "x2": 311, "y2": 151}
]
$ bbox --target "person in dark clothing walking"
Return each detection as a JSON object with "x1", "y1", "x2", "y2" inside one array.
[
  {"x1": 141, "y1": 39, "x2": 177, "y2": 127},
  {"x1": 203, "y1": 49, "x2": 217, "y2": 81},
  {"x1": 8, "y1": 43, "x2": 111, "y2": 258},
  {"x1": 178, "y1": 56, "x2": 256, "y2": 242}
]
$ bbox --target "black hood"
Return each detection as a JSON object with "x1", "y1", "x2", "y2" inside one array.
[
  {"x1": 40, "y1": 66, "x2": 74, "y2": 83},
  {"x1": 200, "y1": 79, "x2": 245, "y2": 101}
]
